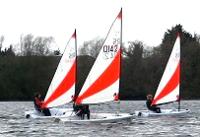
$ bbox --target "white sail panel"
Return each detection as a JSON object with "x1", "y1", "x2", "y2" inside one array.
[
  {"x1": 76, "y1": 9, "x2": 122, "y2": 104},
  {"x1": 43, "y1": 30, "x2": 76, "y2": 108},
  {"x1": 152, "y1": 35, "x2": 180, "y2": 105}
]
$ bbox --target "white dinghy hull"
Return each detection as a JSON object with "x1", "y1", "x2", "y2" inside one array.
[
  {"x1": 135, "y1": 109, "x2": 190, "y2": 117},
  {"x1": 57, "y1": 113, "x2": 133, "y2": 124},
  {"x1": 25, "y1": 108, "x2": 74, "y2": 119}
]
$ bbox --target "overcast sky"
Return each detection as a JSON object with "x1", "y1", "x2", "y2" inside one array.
[{"x1": 0, "y1": 0, "x2": 200, "y2": 51}]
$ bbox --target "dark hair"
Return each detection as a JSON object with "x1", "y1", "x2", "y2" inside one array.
[{"x1": 34, "y1": 92, "x2": 41, "y2": 98}]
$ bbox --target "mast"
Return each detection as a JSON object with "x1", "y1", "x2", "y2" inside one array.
[
  {"x1": 74, "y1": 29, "x2": 78, "y2": 102},
  {"x1": 178, "y1": 32, "x2": 181, "y2": 111},
  {"x1": 178, "y1": 93, "x2": 180, "y2": 111},
  {"x1": 118, "y1": 8, "x2": 122, "y2": 112},
  {"x1": 119, "y1": 8, "x2": 122, "y2": 100}
]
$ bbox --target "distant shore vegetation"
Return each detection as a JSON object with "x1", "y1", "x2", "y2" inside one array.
[{"x1": 0, "y1": 24, "x2": 200, "y2": 101}]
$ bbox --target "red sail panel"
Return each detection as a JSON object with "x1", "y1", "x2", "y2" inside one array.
[
  {"x1": 76, "y1": 51, "x2": 120, "y2": 105},
  {"x1": 42, "y1": 61, "x2": 76, "y2": 108},
  {"x1": 152, "y1": 62, "x2": 180, "y2": 105}
]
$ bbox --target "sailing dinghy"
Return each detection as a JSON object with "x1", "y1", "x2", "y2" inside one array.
[
  {"x1": 25, "y1": 30, "x2": 77, "y2": 119},
  {"x1": 57, "y1": 9, "x2": 133, "y2": 123},
  {"x1": 135, "y1": 34, "x2": 190, "y2": 117}
]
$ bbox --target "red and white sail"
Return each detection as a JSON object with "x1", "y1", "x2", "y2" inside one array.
[
  {"x1": 42, "y1": 30, "x2": 77, "y2": 108},
  {"x1": 76, "y1": 9, "x2": 122, "y2": 105},
  {"x1": 152, "y1": 34, "x2": 180, "y2": 105}
]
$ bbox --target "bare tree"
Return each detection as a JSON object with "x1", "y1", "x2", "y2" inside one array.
[
  {"x1": 0, "y1": 35, "x2": 4, "y2": 51},
  {"x1": 79, "y1": 38, "x2": 104, "y2": 58},
  {"x1": 32, "y1": 36, "x2": 54, "y2": 55},
  {"x1": 20, "y1": 34, "x2": 34, "y2": 56},
  {"x1": 20, "y1": 34, "x2": 54, "y2": 56}
]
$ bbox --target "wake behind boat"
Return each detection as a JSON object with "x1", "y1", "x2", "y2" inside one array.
[
  {"x1": 58, "y1": 8, "x2": 133, "y2": 123},
  {"x1": 135, "y1": 33, "x2": 190, "y2": 117},
  {"x1": 25, "y1": 30, "x2": 77, "y2": 119}
]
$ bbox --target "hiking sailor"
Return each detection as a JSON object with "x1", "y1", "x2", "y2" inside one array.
[
  {"x1": 34, "y1": 92, "x2": 51, "y2": 116},
  {"x1": 146, "y1": 94, "x2": 161, "y2": 113}
]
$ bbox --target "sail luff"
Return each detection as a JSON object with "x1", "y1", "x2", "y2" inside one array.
[
  {"x1": 177, "y1": 33, "x2": 181, "y2": 111},
  {"x1": 74, "y1": 29, "x2": 78, "y2": 101},
  {"x1": 118, "y1": 8, "x2": 122, "y2": 101}
]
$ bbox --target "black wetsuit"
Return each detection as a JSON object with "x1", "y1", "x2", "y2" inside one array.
[
  {"x1": 146, "y1": 100, "x2": 161, "y2": 113},
  {"x1": 73, "y1": 103, "x2": 82, "y2": 116},
  {"x1": 82, "y1": 105, "x2": 90, "y2": 119},
  {"x1": 34, "y1": 97, "x2": 51, "y2": 116},
  {"x1": 73, "y1": 104, "x2": 90, "y2": 119},
  {"x1": 42, "y1": 108, "x2": 51, "y2": 116}
]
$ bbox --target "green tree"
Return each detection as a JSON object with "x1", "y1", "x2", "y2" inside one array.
[{"x1": 120, "y1": 41, "x2": 145, "y2": 99}]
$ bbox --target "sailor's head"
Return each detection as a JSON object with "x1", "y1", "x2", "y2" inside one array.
[
  {"x1": 35, "y1": 92, "x2": 41, "y2": 98},
  {"x1": 146, "y1": 94, "x2": 153, "y2": 100},
  {"x1": 72, "y1": 95, "x2": 78, "y2": 102}
]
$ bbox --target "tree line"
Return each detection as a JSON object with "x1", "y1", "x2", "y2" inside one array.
[{"x1": 0, "y1": 24, "x2": 200, "y2": 101}]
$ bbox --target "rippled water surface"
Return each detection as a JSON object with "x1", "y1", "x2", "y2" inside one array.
[{"x1": 0, "y1": 101, "x2": 200, "y2": 137}]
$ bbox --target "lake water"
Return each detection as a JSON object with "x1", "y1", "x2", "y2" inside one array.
[{"x1": 0, "y1": 101, "x2": 199, "y2": 137}]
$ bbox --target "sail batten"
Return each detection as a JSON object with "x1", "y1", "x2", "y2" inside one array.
[
  {"x1": 76, "y1": 9, "x2": 122, "y2": 105},
  {"x1": 42, "y1": 30, "x2": 77, "y2": 108},
  {"x1": 152, "y1": 35, "x2": 180, "y2": 106}
]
